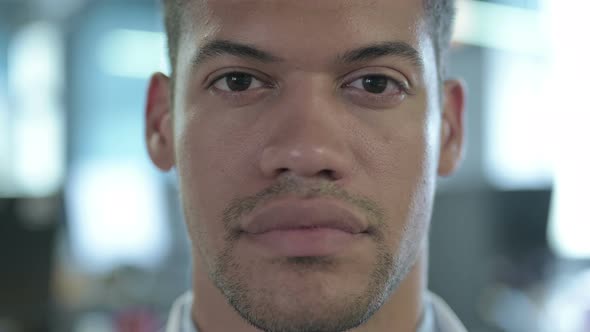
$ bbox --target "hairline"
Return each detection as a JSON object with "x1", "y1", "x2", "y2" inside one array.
[{"x1": 162, "y1": 0, "x2": 455, "y2": 93}]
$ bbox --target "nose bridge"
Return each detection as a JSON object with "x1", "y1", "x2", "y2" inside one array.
[
  {"x1": 282, "y1": 78, "x2": 338, "y2": 144},
  {"x1": 259, "y1": 77, "x2": 352, "y2": 180}
]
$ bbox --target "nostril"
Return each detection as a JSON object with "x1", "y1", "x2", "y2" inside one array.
[
  {"x1": 318, "y1": 169, "x2": 338, "y2": 181},
  {"x1": 277, "y1": 168, "x2": 290, "y2": 176}
]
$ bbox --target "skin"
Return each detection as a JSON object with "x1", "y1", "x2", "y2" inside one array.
[{"x1": 146, "y1": 1, "x2": 465, "y2": 331}]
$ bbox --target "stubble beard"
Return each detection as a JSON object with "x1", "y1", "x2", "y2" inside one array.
[
  {"x1": 205, "y1": 234, "x2": 420, "y2": 332},
  {"x1": 196, "y1": 177, "x2": 420, "y2": 332}
]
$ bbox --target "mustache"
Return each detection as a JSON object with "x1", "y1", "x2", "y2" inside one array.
[{"x1": 222, "y1": 176, "x2": 385, "y2": 236}]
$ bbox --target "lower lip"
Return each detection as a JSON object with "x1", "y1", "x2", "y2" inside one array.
[{"x1": 244, "y1": 228, "x2": 364, "y2": 257}]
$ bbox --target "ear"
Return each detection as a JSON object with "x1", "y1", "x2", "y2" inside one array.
[
  {"x1": 437, "y1": 79, "x2": 466, "y2": 176},
  {"x1": 145, "y1": 73, "x2": 175, "y2": 171}
]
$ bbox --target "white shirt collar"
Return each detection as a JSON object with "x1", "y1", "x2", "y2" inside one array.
[{"x1": 165, "y1": 292, "x2": 197, "y2": 332}]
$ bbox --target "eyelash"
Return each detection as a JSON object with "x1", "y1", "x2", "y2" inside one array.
[
  {"x1": 342, "y1": 75, "x2": 410, "y2": 95},
  {"x1": 207, "y1": 71, "x2": 411, "y2": 102},
  {"x1": 207, "y1": 71, "x2": 273, "y2": 91}
]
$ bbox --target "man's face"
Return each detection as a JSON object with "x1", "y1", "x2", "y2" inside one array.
[{"x1": 147, "y1": 0, "x2": 463, "y2": 331}]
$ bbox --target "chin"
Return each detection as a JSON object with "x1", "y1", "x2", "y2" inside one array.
[{"x1": 211, "y1": 246, "x2": 397, "y2": 332}]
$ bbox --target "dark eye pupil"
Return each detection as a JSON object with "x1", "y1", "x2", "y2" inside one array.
[
  {"x1": 226, "y1": 73, "x2": 253, "y2": 91},
  {"x1": 362, "y1": 76, "x2": 388, "y2": 94}
]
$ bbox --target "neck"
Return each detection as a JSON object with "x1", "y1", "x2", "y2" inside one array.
[{"x1": 191, "y1": 251, "x2": 427, "y2": 332}]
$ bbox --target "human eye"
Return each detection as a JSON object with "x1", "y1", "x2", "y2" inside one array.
[
  {"x1": 210, "y1": 72, "x2": 266, "y2": 92},
  {"x1": 342, "y1": 74, "x2": 410, "y2": 108},
  {"x1": 347, "y1": 75, "x2": 402, "y2": 94}
]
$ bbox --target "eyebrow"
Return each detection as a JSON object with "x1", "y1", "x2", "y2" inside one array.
[
  {"x1": 192, "y1": 40, "x2": 283, "y2": 66},
  {"x1": 191, "y1": 39, "x2": 424, "y2": 70},
  {"x1": 337, "y1": 41, "x2": 424, "y2": 70}
]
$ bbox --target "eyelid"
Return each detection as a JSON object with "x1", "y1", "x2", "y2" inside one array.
[
  {"x1": 205, "y1": 67, "x2": 275, "y2": 89},
  {"x1": 349, "y1": 74, "x2": 399, "y2": 86},
  {"x1": 214, "y1": 74, "x2": 266, "y2": 92},
  {"x1": 340, "y1": 68, "x2": 412, "y2": 93}
]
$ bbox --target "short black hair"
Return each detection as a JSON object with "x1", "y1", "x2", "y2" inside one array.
[
  {"x1": 423, "y1": 0, "x2": 457, "y2": 78},
  {"x1": 162, "y1": 0, "x2": 456, "y2": 80}
]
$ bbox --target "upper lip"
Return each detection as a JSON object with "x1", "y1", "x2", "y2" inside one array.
[{"x1": 240, "y1": 198, "x2": 368, "y2": 234}]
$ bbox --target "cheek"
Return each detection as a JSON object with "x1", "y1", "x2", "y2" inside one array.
[
  {"x1": 367, "y1": 108, "x2": 437, "y2": 186},
  {"x1": 359, "y1": 106, "x2": 439, "y2": 243},
  {"x1": 373, "y1": 132, "x2": 433, "y2": 213},
  {"x1": 174, "y1": 111, "x2": 262, "y2": 250}
]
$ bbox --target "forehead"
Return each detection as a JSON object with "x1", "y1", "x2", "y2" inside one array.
[
  {"x1": 199, "y1": 0, "x2": 426, "y2": 24},
  {"x1": 173, "y1": 0, "x2": 438, "y2": 84},
  {"x1": 182, "y1": 0, "x2": 430, "y2": 54}
]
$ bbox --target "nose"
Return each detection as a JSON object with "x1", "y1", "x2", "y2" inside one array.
[{"x1": 259, "y1": 85, "x2": 353, "y2": 182}]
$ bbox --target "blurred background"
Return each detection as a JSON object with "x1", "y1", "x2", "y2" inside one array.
[{"x1": 0, "y1": 0, "x2": 589, "y2": 331}]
